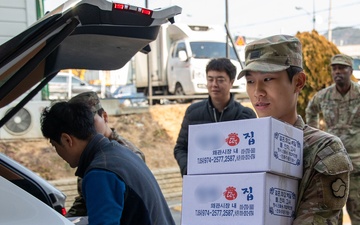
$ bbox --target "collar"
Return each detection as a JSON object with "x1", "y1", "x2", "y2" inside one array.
[
  {"x1": 207, "y1": 93, "x2": 235, "y2": 111},
  {"x1": 75, "y1": 133, "x2": 109, "y2": 177},
  {"x1": 293, "y1": 115, "x2": 306, "y2": 130}
]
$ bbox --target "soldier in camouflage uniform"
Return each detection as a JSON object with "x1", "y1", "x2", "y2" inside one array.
[
  {"x1": 65, "y1": 91, "x2": 145, "y2": 217},
  {"x1": 238, "y1": 35, "x2": 353, "y2": 224},
  {"x1": 306, "y1": 54, "x2": 360, "y2": 224}
]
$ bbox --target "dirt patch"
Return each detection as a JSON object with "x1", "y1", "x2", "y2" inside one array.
[{"x1": 0, "y1": 104, "x2": 190, "y2": 180}]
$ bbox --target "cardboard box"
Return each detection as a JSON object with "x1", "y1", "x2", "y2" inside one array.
[
  {"x1": 181, "y1": 172, "x2": 298, "y2": 225},
  {"x1": 187, "y1": 117, "x2": 303, "y2": 179}
]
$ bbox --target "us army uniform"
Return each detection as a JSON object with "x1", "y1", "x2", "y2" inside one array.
[
  {"x1": 306, "y1": 77, "x2": 360, "y2": 223},
  {"x1": 294, "y1": 116, "x2": 353, "y2": 224},
  {"x1": 238, "y1": 35, "x2": 353, "y2": 224}
]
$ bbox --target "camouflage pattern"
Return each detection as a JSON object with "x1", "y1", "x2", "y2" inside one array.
[
  {"x1": 306, "y1": 81, "x2": 360, "y2": 223},
  {"x1": 68, "y1": 91, "x2": 102, "y2": 115},
  {"x1": 293, "y1": 116, "x2": 353, "y2": 224},
  {"x1": 66, "y1": 92, "x2": 145, "y2": 217},
  {"x1": 109, "y1": 128, "x2": 145, "y2": 161},
  {"x1": 237, "y1": 34, "x2": 302, "y2": 79},
  {"x1": 331, "y1": 54, "x2": 353, "y2": 67},
  {"x1": 347, "y1": 172, "x2": 360, "y2": 222}
]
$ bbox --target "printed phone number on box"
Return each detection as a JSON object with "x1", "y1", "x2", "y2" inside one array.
[
  {"x1": 195, "y1": 209, "x2": 254, "y2": 217},
  {"x1": 197, "y1": 154, "x2": 255, "y2": 164}
]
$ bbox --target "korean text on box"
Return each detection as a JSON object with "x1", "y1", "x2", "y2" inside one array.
[
  {"x1": 187, "y1": 117, "x2": 303, "y2": 178},
  {"x1": 181, "y1": 172, "x2": 298, "y2": 225}
]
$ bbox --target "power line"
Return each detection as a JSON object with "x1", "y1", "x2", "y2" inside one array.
[{"x1": 231, "y1": 2, "x2": 360, "y2": 30}]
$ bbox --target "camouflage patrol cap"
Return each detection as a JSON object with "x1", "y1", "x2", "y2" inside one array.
[
  {"x1": 330, "y1": 54, "x2": 353, "y2": 67},
  {"x1": 237, "y1": 35, "x2": 303, "y2": 79},
  {"x1": 68, "y1": 91, "x2": 102, "y2": 115}
]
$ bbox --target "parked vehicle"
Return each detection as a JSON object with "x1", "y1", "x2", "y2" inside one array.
[
  {"x1": 112, "y1": 84, "x2": 147, "y2": 106},
  {"x1": 134, "y1": 23, "x2": 246, "y2": 103},
  {"x1": 48, "y1": 73, "x2": 100, "y2": 100},
  {"x1": 0, "y1": 153, "x2": 67, "y2": 215},
  {"x1": 0, "y1": 0, "x2": 181, "y2": 224},
  {"x1": 353, "y1": 57, "x2": 360, "y2": 84},
  {"x1": 0, "y1": 176, "x2": 73, "y2": 225}
]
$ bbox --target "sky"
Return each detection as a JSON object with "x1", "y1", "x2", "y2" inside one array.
[{"x1": 44, "y1": 0, "x2": 360, "y2": 39}]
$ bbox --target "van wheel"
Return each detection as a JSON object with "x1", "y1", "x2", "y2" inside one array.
[{"x1": 175, "y1": 84, "x2": 188, "y2": 103}]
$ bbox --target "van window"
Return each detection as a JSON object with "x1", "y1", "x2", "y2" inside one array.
[
  {"x1": 353, "y1": 58, "x2": 360, "y2": 82},
  {"x1": 190, "y1": 42, "x2": 238, "y2": 60},
  {"x1": 174, "y1": 42, "x2": 186, "y2": 57},
  {"x1": 353, "y1": 58, "x2": 360, "y2": 71}
]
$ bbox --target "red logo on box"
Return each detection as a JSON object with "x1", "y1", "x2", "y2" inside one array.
[
  {"x1": 223, "y1": 186, "x2": 238, "y2": 200},
  {"x1": 225, "y1": 133, "x2": 240, "y2": 146}
]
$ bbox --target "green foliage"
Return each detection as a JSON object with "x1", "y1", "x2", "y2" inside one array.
[{"x1": 295, "y1": 31, "x2": 340, "y2": 120}]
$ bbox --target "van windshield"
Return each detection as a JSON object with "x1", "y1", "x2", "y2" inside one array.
[
  {"x1": 354, "y1": 58, "x2": 360, "y2": 71},
  {"x1": 190, "y1": 42, "x2": 238, "y2": 61}
]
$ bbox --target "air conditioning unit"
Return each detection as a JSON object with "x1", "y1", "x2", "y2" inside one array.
[{"x1": 0, "y1": 101, "x2": 51, "y2": 139}]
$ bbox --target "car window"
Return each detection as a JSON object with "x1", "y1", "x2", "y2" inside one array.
[
  {"x1": 51, "y1": 76, "x2": 67, "y2": 83},
  {"x1": 0, "y1": 162, "x2": 49, "y2": 207},
  {"x1": 0, "y1": 176, "x2": 73, "y2": 225},
  {"x1": 72, "y1": 77, "x2": 82, "y2": 85}
]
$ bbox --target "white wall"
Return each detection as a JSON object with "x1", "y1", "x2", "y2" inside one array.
[
  {"x1": 0, "y1": 0, "x2": 37, "y2": 44},
  {"x1": 337, "y1": 45, "x2": 360, "y2": 57}
]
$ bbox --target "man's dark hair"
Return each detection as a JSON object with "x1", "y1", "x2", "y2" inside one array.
[
  {"x1": 286, "y1": 66, "x2": 303, "y2": 83},
  {"x1": 41, "y1": 101, "x2": 97, "y2": 144},
  {"x1": 206, "y1": 58, "x2": 237, "y2": 80},
  {"x1": 97, "y1": 108, "x2": 105, "y2": 117}
]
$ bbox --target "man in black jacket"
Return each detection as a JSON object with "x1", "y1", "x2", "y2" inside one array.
[
  {"x1": 174, "y1": 58, "x2": 257, "y2": 176},
  {"x1": 41, "y1": 101, "x2": 175, "y2": 225}
]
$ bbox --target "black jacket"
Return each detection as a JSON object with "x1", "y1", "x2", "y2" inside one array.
[
  {"x1": 174, "y1": 95, "x2": 257, "y2": 176},
  {"x1": 76, "y1": 134, "x2": 175, "y2": 225}
]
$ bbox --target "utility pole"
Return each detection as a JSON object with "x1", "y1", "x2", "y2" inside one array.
[
  {"x1": 145, "y1": 0, "x2": 153, "y2": 105},
  {"x1": 225, "y1": 0, "x2": 229, "y2": 58},
  {"x1": 328, "y1": 0, "x2": 332, "y2": 41},
  {"x1": 312, "y1": 0, "x2": 316, "y2": 30},
  {"x1": 295, "y1": 0, "x2": 316, "y2": 31}
]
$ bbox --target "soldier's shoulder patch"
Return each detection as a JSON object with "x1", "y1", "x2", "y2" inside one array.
[{"x1": 331, "y1": 178, "x2": 346, "y2": 198}]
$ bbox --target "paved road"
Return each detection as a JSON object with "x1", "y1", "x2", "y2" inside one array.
[{"x1": 168, "y1": 200, "x2": 181, "y2": 225}]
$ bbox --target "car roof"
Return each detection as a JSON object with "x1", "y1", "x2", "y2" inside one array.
[{"x1": 0, "y1": 0, "x2": 181, "y2": 127}]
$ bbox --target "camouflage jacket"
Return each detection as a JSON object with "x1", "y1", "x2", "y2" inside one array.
[
  {"x1": 110, "y1": 128, "x2": 145, "y2": 162},
  {"x1": 305, "y1": 81, "x2": 360, "y2": 172},
  {"x1": 293, "y1": 116, "x2": 353, "y2": 224}
]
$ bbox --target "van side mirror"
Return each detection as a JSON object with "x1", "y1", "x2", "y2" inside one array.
[{"x1": 178, "y1": 50, "x2": 188, "y2": 62}]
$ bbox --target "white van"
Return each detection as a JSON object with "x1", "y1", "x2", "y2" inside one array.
[
  {"x1": 353, "y1": 57, "x2": 360, "y2": 84},
  {"x1": 167, "y1": 33, "x2": 245, "y2": 96}
]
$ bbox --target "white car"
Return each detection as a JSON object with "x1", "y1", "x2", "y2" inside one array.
[
  {"x1": 0, "y1": 176, "x2": 73, "y2": 225},
  {"x1": 48, "y1": 73, "x2": 100, "y2": 100},
  {"x1": 0, "y1": 0, "x2": 181, "y2": 224}
]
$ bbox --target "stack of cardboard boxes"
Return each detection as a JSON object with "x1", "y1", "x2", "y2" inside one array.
[{"x1": 181, "y1": 117, "x2": 303, "y2": 225}]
